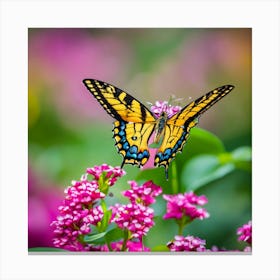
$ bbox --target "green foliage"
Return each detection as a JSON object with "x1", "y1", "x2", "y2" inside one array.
[
  {"x1": 136, "y1": 127, "x2": 251, "y2": 249},
  {"x1": 28, "y1": 247, "x2": 68, "y2": 252},
  {"x1": 137, "y1": 127, "x2": 251, "y2": 192}
]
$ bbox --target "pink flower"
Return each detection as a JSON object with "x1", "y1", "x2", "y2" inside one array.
[
  {"x1": 237, "y1": 220, "x2": 252, "y2": 244},
  {"x1": 51, "y1": 205, "x2": 103, "y2": 251},
  {"x1": 122, "y1": 180, "x2": 162, "y2": 206},
  {"x1": 151, "y1": 101, "x2": 182, "y2": 118},
  {"x1": 167, "y1": 235, "x2": 206, "y2": 252},
  {"x1": 64, "y1": 179, "x2": 105, "y2": 208},
  {"x1": 112, "y1": 203, "x2": 154, "y2": 238},
  {"x1": 101, "y1": 240, "x2": 150, "y2": 252},
  {"x1": 28, "y1": 167, "x2": 63, "y2": 248},
  {"x1": 163, "y1": 192, "x2": 209, "y2": 221},
  {"x1": 51, "y1": 177, "x2": 105, "y2": 251},
  {"x1": 86, "y1": 164, "x2": 125, "y2": 186}
]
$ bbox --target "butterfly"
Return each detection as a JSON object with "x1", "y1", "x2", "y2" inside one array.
[{"x1": 83, "y1": 79, "x2": 234, "y2": 179}]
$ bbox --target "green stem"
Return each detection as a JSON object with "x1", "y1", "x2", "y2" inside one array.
[
  {"x1": 121, "y1": 229, "x2": 129, "y2": 251},
  {"x1": 106, "y1": 240, "x2": 113, "y2": 252},
  {"x1": 171, "y1": 161, "x2": 179, "y2": 194},
  {"x1": 178, "y1": 219, "x2": 184, "y2": 236},
  {"x1": 140, "y1": 236, "x2": 144, "y2": 252},
  {"x1": 101, "y1": 199, "x2": 107, "y2": 212},
  {"x1": 98, "y1": 172, "x2": 109, "y2": 195}
]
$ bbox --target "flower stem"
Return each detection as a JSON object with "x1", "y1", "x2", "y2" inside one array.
[
  {"x1": 106, "y1": 240, "x2": 113, "y2": 252},
  {"x1": 178, "y1": 219, "x2": 184, "y2": 236},
  {"x1": 121, "y1": 229, "x2": 129, "y2": 251},
  {"x1": 171, "y1": 161, "x2": 179, "y2": 194},
  {"x1": 139, "y1": 236, "x2": 144, "y2": 252}
]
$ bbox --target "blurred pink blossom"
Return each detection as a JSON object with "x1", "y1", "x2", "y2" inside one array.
[
  {"x1": 29, "y1": 29, "x2": 132, "y2": 125},
  {"x1": 28, "y1": 167, "x2": 63, "y2": 248},
  {"x1": 237, "y1": 220, "x2": 252, "y2": 245}
]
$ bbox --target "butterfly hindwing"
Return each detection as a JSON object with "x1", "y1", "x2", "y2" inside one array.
[
  {"x1": 154, "y1": 121, "x2": 196, "y2": 177},
  {"x1": 155, "y1": 85, "x2": 235, "y2": 177},
  {"x1": 113, "y1": 121, "x2": 155, "y2": 167}
]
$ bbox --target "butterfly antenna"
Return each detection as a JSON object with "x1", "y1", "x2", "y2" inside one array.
[{"x1": 121, "y1": 160, "x2": 125, "y2": 169}]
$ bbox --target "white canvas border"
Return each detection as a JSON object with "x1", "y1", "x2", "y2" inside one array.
[{"x1": 0, "y1": 0, "x2": 279, "y2": 280}]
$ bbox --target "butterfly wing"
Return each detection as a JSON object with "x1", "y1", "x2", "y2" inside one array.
[
  {"x1": 83, "y1": 79, "x2": 156, "y2": 167},
  {"x1": 83, "y1": 79, "x2": 156, "y2": 123},
  {"x1": 113, "y1": 121, "x2": 155, "y2": 167},
  {"x1": 155, "y1": 85, "x2": 235, "y2": 178}
]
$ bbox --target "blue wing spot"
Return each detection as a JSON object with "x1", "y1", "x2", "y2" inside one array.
[
  {"x1": 114, "y1": 121, "x2": 149, "y2": 165},
  {"x1": 129, "y1": 145, "x2": 138, "y2": 154},
  {"x1": 142, "y1": 150, "x2": 149, "y2": 157},
  {"x1": 119, "y1": 130, "x2": 125, "y2": 137},
  {"x1": 123, "y1": 142, "x2": 129, "y2": 150}
]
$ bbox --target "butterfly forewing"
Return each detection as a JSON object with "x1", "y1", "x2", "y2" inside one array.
[
  {"x1": 83, "y1": 79, "x2": 156, "y2": 123},
  {"x1": 168, "y1": 85, "x2": 235, "y2": 126},
  {"x1": 155, "y1": 85, "x2": 235, "y2": 178}
]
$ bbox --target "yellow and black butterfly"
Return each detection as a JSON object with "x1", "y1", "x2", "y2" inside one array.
[{"x1": 83, "y1": 79, "x2": 234, "y2": 179}]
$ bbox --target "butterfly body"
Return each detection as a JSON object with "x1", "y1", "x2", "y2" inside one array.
[
  {"x1": 154, "y1": 112, "x2": 168, "y2": 144},
  {"x1": 83, "y1": 79, "x2": 234, "y2": 179}
]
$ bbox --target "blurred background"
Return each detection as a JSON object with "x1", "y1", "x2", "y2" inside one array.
[{"x1": 28, "y1": 28, "x2": 251, "y2": 250}]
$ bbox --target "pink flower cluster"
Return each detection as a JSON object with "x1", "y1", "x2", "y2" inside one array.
[
  {"x1": 163, "y1": 191, "x2": 209, "y2": 221},
  {"x1": 51, "y1": 180, "x2": 104, "y2": 251},
  {"x1": 123, "y1": 180, "x2": 163, "y2": 206},
  {"x1": 150, "y1": 101, "x2": 182, "y2": 118},
  {"x1": 87, "y1": 164, "x2": 125, "y2": 186},
  {"x1": 167, "y1": 235, "x2": 206, "y2": 252},
  {"x1": 237, "y1": 220, "x2": 252, "y2": 245},
  {"x1": 112, "y1": 203, "x2": 154, "y2": 238},
  {"x1": 112, "y1": 181, "x2": 162, "y2": 239},
  {"x1": 51, "y1": 164, "x2": 125, "y2": 251}
]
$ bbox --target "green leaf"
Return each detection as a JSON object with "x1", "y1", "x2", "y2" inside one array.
[
  {"x1": 28, "y1": 247, "x2": 69, "y2": 252},
  {"x1": 105, "y1": 227, "x2": 124, "y2": 243},
  {"x1": 99, "y1": 209, "x2": 112, "y2": 232},
  {"x1": 177, "y1": 128, "x2": 225, "y2": 161},
  {"x1": 136, "y1": 167, "x2": 168, "y2": 187},
  {"x1": 232, "y1": 146, "x2": 252, "y2": 161},
  {"x1": 83, "y1": 231, "x2": 107, "y2": 243},
  {"x1": 181, "y1": 154, "x2": 235, "y2": 192},
  {"x1": 232, "y1": 146, "x2": 252, "y2": 172},
  {"x1": 151, "y1": 244, "x2": 169, "y2": 252},
  {"x1": 136, "y1": 128, "x2": 226, "y2": 190}
]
